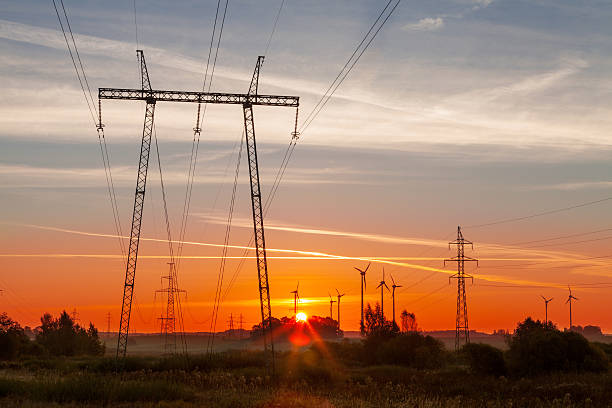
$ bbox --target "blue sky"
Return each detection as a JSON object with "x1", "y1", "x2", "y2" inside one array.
[{"x1": 2, "y1": 0, "x2": 612, "y2": 332}]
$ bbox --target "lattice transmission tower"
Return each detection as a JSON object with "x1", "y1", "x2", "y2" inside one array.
[
  {"x1": 99, "y1": 51, "x2": 299, "y2": 368},
  {"x1": 155, "y1": 262, "x2": 186, "y2": 353},
  {"x1": 444, "y1": 226, "x2": 477, "y2": 350}
]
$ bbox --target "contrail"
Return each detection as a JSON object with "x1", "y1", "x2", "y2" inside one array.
[{"x1": 6, "y1": 223, "x2": 608, "y2": 288}]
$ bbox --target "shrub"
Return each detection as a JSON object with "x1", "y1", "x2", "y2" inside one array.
[
  {"x1": 506, "y1": 317, "x2": 608, "y2": 376},
  {"x1": 373, "y1": 332, "x2": 446, "y2": 368},
  {"x1": 461, "y1": 343, "x2": 506, "y2": 376}
]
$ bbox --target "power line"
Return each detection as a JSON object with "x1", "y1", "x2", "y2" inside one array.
[
  {"x1": 221, "y1": 2, "x2": 402, "y2": 300},
  {"x1": 207, "y1": 136, "x2": 244, "y2": 353},
  {"x1": 52, "y1": 0, "x2": 125, "y2": 257},
  {"x1": 133, "y1": 0, "x2": 139, "y2": 49},
  {"x1": 522, "y1": 234, "x2": 612, "y2": 249},
  {"x1": 465, "y1": 196, "x2": 612, "y2": 229},
  {"x1": 264, "y1": 0, "x2": 285, "y2": 55},
  {"x1": 507, "y1": 227, "x2": 612, "y2": 246},
  {"x1": 299, "y1": 0, "x2": 401, "y2": 133},
  {"x1": 175, "y1": 0, "x2": 230, "y2": 274}
]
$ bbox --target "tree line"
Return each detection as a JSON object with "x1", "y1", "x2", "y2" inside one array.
[{"x1": 0, "y1": 311, "x2": 104, "y2": 360}]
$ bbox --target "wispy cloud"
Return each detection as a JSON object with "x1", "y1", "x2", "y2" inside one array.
[
  {"x1": 525, "y1": 181, "x2": 612, "y2": 191},
  {"x1": 404, "y1": 17, "x2": 445, "y2": 32}
]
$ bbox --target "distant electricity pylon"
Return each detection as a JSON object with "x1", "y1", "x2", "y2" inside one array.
[
  {"x1": 328, "y1": 293, "x2": 336, "y2": 320},
  {"x1": 376, "y1": 268, "x2": 390, "y2": 320},
  {"x1": 156, "y1": 262, "x2": 186, "y2": 353},
  {"x1": 390, "y1": 274, "x2": 402, "y2": 326},
  {"x1": 541, "y1": 296, "x2": 553, "y2": 324},
  {"x1": 71, "y1": 308, "x2": 79, "y2": 323},
  {"x1": 336, "y1": 289, "x2": 345, "y2": 330},
  {"x1": 106, "y1": 312, "x2": 111, "y2": 338},
  {"x1": 566, "y1": 286, "x2": 579, "y2": 330},
  {"x1": 228, "y1": 313, "x2": 235, "y2": 338},
  {"x1": 239, "y1": 314, "x2": 244, "y2": 340},
  {"x1": 445, "y1": 226, "x2": 477, "y2": 350},
  {"x1": 290, "y1": 282, "x2": 300, "y2": 316},
  {"x1": 354, "y1": 263, "x2": 370, "y2": 335}
]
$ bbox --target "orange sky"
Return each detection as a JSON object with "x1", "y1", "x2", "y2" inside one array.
[{"x1": 3, "y1": 214, "x2": 612, "y2": 334}]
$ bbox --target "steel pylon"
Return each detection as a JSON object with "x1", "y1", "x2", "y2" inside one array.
[{"x1": 445, "y1": 226, "x2": 477, "y2": 350}]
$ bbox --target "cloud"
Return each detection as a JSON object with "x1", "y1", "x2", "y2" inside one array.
[
  {"x1": 526, "y1": 181, "x2": 612, "y2": 191},
  {"x1": 404, "y1": 17, "x2": 445, "y2": 32},
  {"x1": 472, "y1": 0, "x2": 493, "y2": 8}
]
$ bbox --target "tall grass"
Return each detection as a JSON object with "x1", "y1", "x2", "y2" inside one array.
[{"x1": 0, "y1": 375, "x2": 194, "y2": 403}]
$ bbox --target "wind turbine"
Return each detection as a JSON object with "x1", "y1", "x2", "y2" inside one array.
[
  {"x1": 290, "y1": 282, "x2": 300, "y2": 316},
  {"x1": 376, "y1": 268, "x2": 390, "y2": 320},
  {"x1": 354, "y1": 263, "x2": 370, "y2": 335},
  {"x1": 541, "y1": 295, "x2": 553, "y2": 324},
  {"x1": 336, "y1": 289, "x2": 345, "y2": 330},
  {"x1": 566, "y1": 286, "x2": 578, "y2": 330},
  {"x1": 328, "y1": 293, "x2": 336, "y2": 320},
  {"x1": 390, "y1": 274, "x2": 402, "y2": 326}
]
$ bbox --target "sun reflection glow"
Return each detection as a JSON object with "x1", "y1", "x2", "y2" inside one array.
[{"x1": 296, "y1": 312, "x2": 307, "y2": 322}]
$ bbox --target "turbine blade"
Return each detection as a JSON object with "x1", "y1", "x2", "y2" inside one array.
[{"x1": 365, "y1": 263, "x2": 371, "y2": 272}]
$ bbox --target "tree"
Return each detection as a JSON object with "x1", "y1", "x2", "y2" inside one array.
[
  {"x1": 0, "y1": 313, "x2": 30, "y2": 360},
  {"x1": 364, "y1": 303, "x2": 397, "y2": 338},
  {"x1": 35, "y1": 311, "x2": 104, "y2": 356},
  {"x1": 506, "y1": 317, "x2": 607, "y2": 376},
  {"x1": 400, "y1": 310, "x2": 417, "y2": 333}
]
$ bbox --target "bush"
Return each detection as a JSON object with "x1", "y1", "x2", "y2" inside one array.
[
  {"x1": 461, "y1": 343, "x2": 506, "y2": 376},
  {"x1": 506, "y1": 317, "x2": 608, "y2": 376},
  {"x1": 359, "y1": 331, "x2": 446, "y2": 368}
]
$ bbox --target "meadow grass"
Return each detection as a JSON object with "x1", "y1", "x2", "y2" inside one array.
[{"x1": 1, "y1": 351, "x2": 612, "y2": 407}]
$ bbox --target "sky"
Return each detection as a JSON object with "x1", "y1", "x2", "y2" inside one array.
[{"x1": 2, "y1": 0, "x2": 612, "y2": 335}]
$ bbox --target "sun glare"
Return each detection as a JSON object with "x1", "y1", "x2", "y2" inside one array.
[{"x1": 296, "y1": 312, "x2": 307, "y2": 322}]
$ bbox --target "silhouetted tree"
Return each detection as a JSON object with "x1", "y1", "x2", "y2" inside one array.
[
  {"x1": 364, "y1": 303, "x2": 397, "y2": 338},
  {"x1": 35, "y1": 311, "x2": 104, "y2": 356},
  {"x1": 400, "y1": 310, "x2": 417, "y2": 333},
  {"x1": 0, "y1": 313, "x2": 30, "y2": 360},
  {"x1": 506, "y1": 317, "x2": 607, "y2": 376}
]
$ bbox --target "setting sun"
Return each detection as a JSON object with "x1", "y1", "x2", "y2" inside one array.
[{"x1": 296, "y1": 312, "x2": 308, "y2": 322}]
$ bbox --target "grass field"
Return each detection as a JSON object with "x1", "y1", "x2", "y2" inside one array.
[{"x1": 1, "y1": 345, "x2": 612, "y2": 407}]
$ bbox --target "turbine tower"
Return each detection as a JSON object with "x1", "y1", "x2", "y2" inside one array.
[
  {"x1": 566, "y1": 286, "x2": 578, "y2": 330},
  {"x1": 390, "y1": 274, "x2": 402, "y2": 326},
  {"x1": 445, "y1": 226, "x2": 477, "y2": 350},
  {"x1": 354, "y1": 263, "x2": 370, "y2": 335},
  {"x1": 328, "y1": 293, "x2": 336, "y2": 320},
  {"x1": 336, "y1": 289, "x2": 345, "y2": 330},
  {"x1": 541, "y1": 295, "x2": 553, "y2": 324},
  {"x1": 376, "y1": 268, "x2": 390, "y2": 320},
  {"x1": 290, "y1": 282, "x2": 300, "y2": 316}
]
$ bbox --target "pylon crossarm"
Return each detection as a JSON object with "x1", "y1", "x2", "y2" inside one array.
[{"x1": 99, "y1": 88, "x2": 299, "y2": 107}]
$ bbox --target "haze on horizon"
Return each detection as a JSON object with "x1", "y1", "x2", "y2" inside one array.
[{"x1": 2, "y1": 0, "x2": 612, "y2": 335}]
